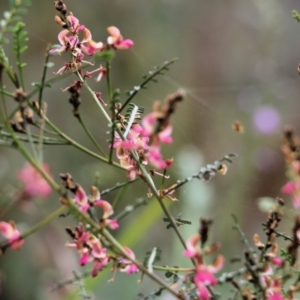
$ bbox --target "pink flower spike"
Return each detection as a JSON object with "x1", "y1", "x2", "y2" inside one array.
[
  {"x1": 183, "y1": 234, "x2": 200, "y2": 258},
  {"x1": 18, "y1": 163, "x2": 52, "y2": 199},
  {"x1": 94, "y1": 199, "x2": 114, "y2": 219},
  {"x1": 0, "y1": 221, "x2": 24, "y2": 250}
]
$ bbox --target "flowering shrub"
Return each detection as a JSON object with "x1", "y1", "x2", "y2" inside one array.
[{"x1": 1, "y1": 1, "x2": 300, "y2": 299}]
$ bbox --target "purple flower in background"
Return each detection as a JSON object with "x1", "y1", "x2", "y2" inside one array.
[{"x1": 253, "y1": 105, "x2": 281, "y2": 134}]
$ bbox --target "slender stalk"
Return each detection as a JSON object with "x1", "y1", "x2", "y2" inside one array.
[
  {"x1": 102, "y1": 228, "x2": 185, "y2": 300},
  {"x1": 15, "y1": 31, "x2": 25, "y2": 91},
  {"x1": 101, "y1": 178, "x2": 140, "y2": 196},
  {"x1": 83, "y1": 81, "x2": 111, "y2": 122},
  {"x1": 114, "y1": 197, "x2": 148, "y2": 220},
  {"x1": 77, "y1": 115, "x2": 107, "y2": 157},
  {"x1": 0, "y1": 132, "x2": 68, "y2": 145},
  {"x1": 112, "y1": 184, "x2": 128, "y2": 209},
  {"x1": 29, "y1": 105, "x2": 124, "y2": 171},
  {"x1": 0, "y1": 89, "x2": 14, "y2": 99},
  {"x1": 117, "y1": 58, "x2": 178, "y2": 115},
  {"x1": 106, "y1": 61, "x2": 114, "y2": 118},
  {"x1": 0, "y1": 205, "x2": 67, "y2": 252},
  {"x1": 38, "y1": 49, "x2": 51, "y2": 109}
]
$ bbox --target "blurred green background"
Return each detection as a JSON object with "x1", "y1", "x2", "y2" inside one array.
[{"x1": 1, "y1": 0, "x2": 300, "y2": 299}]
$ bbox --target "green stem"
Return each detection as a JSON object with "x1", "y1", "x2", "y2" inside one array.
[
  {"x1": 153, "y1": 265, "x2": 194, "y2": 273},
  {"x1": 114, "y1": 197, "x2": 148, "y2": 220},
  {"x1": 102, "y1": 228, "x2": 185, "y2": 300},
  {"x1": 112, "y1": 184, "x2": 128, "y2": 209},
  {"x1": 77, "y1": 115, "x2": 107, "y2": 157},
  {"x1": 1, "y1": 205, "x2": 67, "y2": 251},
  {"x1": 15, "y1": 38, "x2": 25, "y2": 91},
  {"x1": 39, "y1": 110, "x2": 124, "y2": 170},
  {"x1": 101, "y1": 178, "x2": 139, "y2": 196},
  {"x1": 117, "y1": 58, "x2": 178, "y2": 115},
  {"x1": 0, "y1": 131, "x2": 68, "y2": 145},
  {"x1": 23, "y1": 206, "x2": 67, "y2": 239},
  {"x1": 82, "y1": 81, "x2": 111, "y2": 122},
  {"x1": 106, "y1": 61, "x2": 113, "y2": 117},
  {"x1": 0, "y1": 89, "x2": 14, "y2": 99},
  {"x1": 38, "y1": 49, "x2": 51, "y2": 109}
]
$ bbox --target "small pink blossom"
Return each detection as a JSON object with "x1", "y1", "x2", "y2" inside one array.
[
  {"x1": 18, "y1": 163, "x2": 52, "y2": 199},
  {"x1": 66, "y1": 226, "x2": 110, "y2": 275},
  {"x1": 50, "y1": 16, "x2": 92, "y2": 56},
  {"x1": 118, "y1": 247, "x2": 139, "y2": 274},
  {"x1": 266, "y1": 278, "x2": 284, "y2": 300},
  {"x1": 74, "y1": 185, "x2": 90, "y2": 212},
  {"x1": 281, "y1": 181, "x2": 296, "y2": 194},
  {"x1": 81, "y1": 39, "x2": 104, "y2": 56},
  {"x1": 107, "y1": 26, "x2": 134, "y2": 50},
  {"x1": 183, "y1": 234, "x2": 201, "y2": 258},
  {"x1": 183, "y1": 234, "x2": 224, "y2": 300},
  {"x1": 0, "y1": 221, "x2": 24, "y2": 250},
  {"x1": 94, "y1": 199, "x2": 114, "y2": 219}
]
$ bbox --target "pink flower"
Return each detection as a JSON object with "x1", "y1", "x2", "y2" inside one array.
[
  {"x1": 266, "y1": 278, "x2": 284, "y2": 300},
  {"x1": 18, "y1": 163, "x2": 52, "y2": 199},
  {"x1": 81, "y1": 39, "x2": 104, "y2": 56},
  {"x1": 66, "y1": 226, "x2": 110, "y2": 275},
  {"x1": 0, "y1": 221, "x2": 24, "y2": 250},
  {"x1": 183, "y1": 234, "x2": 201, "y2": 258},
  {"x1": 107, "y1": 26, "x2": 134, "y2": 50},
  {"x1": 148, "y1": 146, "x2": 167, "y2": 169},
  {"x1": 74, "y1": 185, "x2": 90, "y2": 212},
  {"x1": 49, "y1": 16, "x2": 92, "y2": 56},
  {"x1": 142, "y1": 113, "x2": 173, "y2": 144},
  {"x1": 94, "y1": 199, "x2": 114, "y2": 219},
  {"x1": 118, "y1": 247, "x2": 139, "y2": 274},
  {"x1": 184, "y1": 234, "x2": 224, "y2": 299},
  {"x1": 281, "y1": 181, "x2": 296, "y2": 194}
]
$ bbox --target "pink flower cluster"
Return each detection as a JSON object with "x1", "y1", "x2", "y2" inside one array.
[
  {"x1": 281, "y1": 161, "x2": 300, "y2": 209},
  {"x1": 17, "y1": 163, "x2": 52, "y2": 200},
  {"x1": 65, "y1": 185, "x2": 138, "y2": 277},
  {"x1": 0, "y1": 221, "x2": 24, "y2": 250},
  {"x1": 66, "y1": 227, "x2": 138, "y2": 277},
  {"x1": 50, "y1": 14, "x2": 133, "y2": 77},
  {"x1": 112, "y1": 114, "x2": 173, "y2": 180},
  {"x1": 73, "y1": 185, "x2": 118, "y2": 230},
  {"x1": 183, "y1": 234, "x2": 224, "y2": 300}
]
